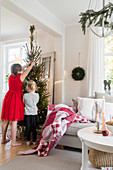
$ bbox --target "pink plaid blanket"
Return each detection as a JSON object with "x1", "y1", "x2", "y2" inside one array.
[{"x1": 18, "y1": 104, "x2": 88, "y2": 156}]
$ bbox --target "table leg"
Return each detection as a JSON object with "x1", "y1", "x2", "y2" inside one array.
[{"x1": 81, "y1": 140, "x2": 88, "y2": 170}]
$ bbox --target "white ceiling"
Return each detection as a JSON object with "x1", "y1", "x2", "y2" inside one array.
[
  {"x1": 34, "y1": 0, "x2": 113, "y2": 25},
  {"x1": 34, "y1": 0, "x2": 90, "y2": 25}
]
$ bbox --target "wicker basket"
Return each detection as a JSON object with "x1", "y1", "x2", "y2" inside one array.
[{"x1": 89, "y1": 148, "x2": 113, "y2": 169}]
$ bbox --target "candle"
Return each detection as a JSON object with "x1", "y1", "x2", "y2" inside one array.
[
  {"x1": 102, "y1": 96, "x2": 105, "y2": 130},
  {"x1": 97, "y1": 114, "x2": 99, "y2": 122},
  {"x1": 112, "y1": 117, "x2": 113, "y2": 122}
]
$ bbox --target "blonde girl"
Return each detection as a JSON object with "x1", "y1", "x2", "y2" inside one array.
[{"x1": 23, "y1": 80, "x2": 39, "y2": 145}]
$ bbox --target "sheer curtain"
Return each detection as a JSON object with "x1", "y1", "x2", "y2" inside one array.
[{"x1": 87, "y1": 30, "x2": 104, "y2": 97}]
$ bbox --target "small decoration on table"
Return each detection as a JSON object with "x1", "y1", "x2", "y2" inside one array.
[
  {"x1": 93, "y1": 102, "x2": 101, "y2": 134},
  {"x1": 102, "y1": 130, "x2": 109, "y2": 136}
]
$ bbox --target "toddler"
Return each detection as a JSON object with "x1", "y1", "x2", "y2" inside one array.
[{"x1": 23, "y1": 80, "x2": 39, "y2": 145}]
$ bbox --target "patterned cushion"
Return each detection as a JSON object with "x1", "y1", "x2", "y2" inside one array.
[{"x1": 72, "y1": 98, "x2": 78, "y2": 113}]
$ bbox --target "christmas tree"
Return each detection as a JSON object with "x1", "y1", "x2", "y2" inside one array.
[{"x1": 23, "y1": 25, "x2": 50, "y2": 124}]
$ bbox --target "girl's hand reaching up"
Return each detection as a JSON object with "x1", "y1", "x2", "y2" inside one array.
[
  {"x1": 31, "y1": 61, "x2": 35, "y2": 66},
  {"x1": 28, "y1": 61, "x2": 32, "y2": 65},
  {"x1": 20, "y1": 61, "x2": 35, "y2": 82},
  {"x1": 22, "y1": 61, "x2": 33, "y2": 70}
]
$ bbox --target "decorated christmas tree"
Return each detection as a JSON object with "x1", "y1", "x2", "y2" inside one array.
[{"x1": 23, "y1": 25, "x2": 50, "y2": 124}]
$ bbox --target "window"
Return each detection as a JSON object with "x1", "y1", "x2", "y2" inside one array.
[
  {"x1": 2, "y1": 41, "x2": 26, "y2": 93},
  {"x1": 104, "y1": 35, "x2": 113, "y2": 91},
  {"x1": 8, "y1": 47, "x2": 25, "y2": 73}
]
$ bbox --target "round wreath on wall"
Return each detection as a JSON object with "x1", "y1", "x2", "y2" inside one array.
[{"x1": 71, "y1": 66, "x2": 85, "y2": 81}]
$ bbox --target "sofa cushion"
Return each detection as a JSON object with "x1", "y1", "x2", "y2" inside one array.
[
  {"x1": 65, "y1": 122, "x2": 96, "y2": 136},
  {"x1": 105, "y1": 102, "x2": 113, "y2": 122},
  {"x1": 77, "y1": 97, "x2": 103, "y2": 121}
]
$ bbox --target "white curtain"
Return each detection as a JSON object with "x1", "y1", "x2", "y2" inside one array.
[{"x1": 87, "y1": 30, "x2": 104, "y2": 97}]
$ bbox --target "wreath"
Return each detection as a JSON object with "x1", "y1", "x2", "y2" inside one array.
[{"x1": 71, "y1": 67, "x2": 85, "y2": 81}]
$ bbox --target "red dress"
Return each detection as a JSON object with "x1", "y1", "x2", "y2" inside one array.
[{"x1": 1, "y1": 74, "x2": 24, "y2": 121}]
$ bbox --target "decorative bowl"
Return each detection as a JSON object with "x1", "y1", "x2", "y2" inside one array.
[{"x1": 106, "y1": 121, "x2": 113, "y2": 134}]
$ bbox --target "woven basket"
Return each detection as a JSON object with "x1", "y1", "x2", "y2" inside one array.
[{"x1": 89, "y1": 148, "x2": 113, "y2": 169}]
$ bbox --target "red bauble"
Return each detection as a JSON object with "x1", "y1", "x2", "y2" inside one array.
[{"x1": 102, "y1": 130, "x2": 109, "y2": 136}]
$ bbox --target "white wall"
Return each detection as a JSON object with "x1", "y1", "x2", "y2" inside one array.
[
  {"x1": 37, "y1": 32, "x2": 55, "y2": 54},
  {"x1": 1, "y1": 7, "x2": 31, "y2": 41},
  {"x1": 64, "y1": 24, "x2": 89, "y2": 106},
  {"x1": 54, "y1": 37, "x2": 63, "y2": 104},
  {"x1": 38, "y1": 32, "x2": 63, "y2": 104},
  {"x1": 38, "y1": 24, "x2": 89, "y2": 106}
]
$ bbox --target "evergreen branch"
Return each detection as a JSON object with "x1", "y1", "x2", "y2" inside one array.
[{"x1": 79, "y1": 2, "x2": 113, "y2": 34}]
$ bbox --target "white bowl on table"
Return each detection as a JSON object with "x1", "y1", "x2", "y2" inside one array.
[{"x1": 106, "y1": 121, "x2": 113, "y2": 134}]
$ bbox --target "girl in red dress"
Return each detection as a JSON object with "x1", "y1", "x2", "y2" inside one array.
[{"x1": 1, "y1": 61, "x2": 35, "y2": 146}]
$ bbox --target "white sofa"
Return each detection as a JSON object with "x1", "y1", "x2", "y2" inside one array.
[
  {"x1": 58, "y1": 122, "x2": 96, "y2": 149},
  {"x1": 58, "y1": 92, "x2": 113, "y2": 149}
]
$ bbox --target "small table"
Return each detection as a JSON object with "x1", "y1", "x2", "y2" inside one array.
[{"x1": 77, "y1": 126, "x2": 113, "y2": 170}]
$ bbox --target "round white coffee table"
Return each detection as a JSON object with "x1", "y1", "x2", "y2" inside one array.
[{"x1": 77, "y1": 126, "x2": 113, "y2": 170}]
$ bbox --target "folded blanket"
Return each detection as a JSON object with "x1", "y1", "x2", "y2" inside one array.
[{"x1": 18, "y1": 104, "x2": 88, "y2": 156}]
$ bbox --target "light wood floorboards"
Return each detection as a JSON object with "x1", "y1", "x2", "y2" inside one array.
[{"x1": 0, "y1": 121, "x2": 37, "y2": 165}]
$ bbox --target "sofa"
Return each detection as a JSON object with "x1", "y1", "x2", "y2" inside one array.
[
  {"x1": 57, "y1": 92, "x2": 113, "y2": 149},
  {"x1": 58, "y1": 121, "x2": 96, "y2": 149}
]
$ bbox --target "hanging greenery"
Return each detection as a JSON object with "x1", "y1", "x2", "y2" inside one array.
[
  {"x1": 79, "y1": 2, "x2": 113, "y2": 35},
  {"x1": 71, "y1": 67, "x2": 85, "y2": 81}
]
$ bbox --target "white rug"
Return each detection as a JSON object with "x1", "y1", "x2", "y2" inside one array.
[{"x1": 0, "y1": 149, "x2": 82, "y2": 170}]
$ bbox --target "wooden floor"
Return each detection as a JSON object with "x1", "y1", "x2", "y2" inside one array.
[{"x1": 0, "y1": 121, "x2": 39, "y2": 165}]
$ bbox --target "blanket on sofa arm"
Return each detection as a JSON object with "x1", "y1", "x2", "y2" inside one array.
[{"x1": 18, "y1": 104, "x2": 88, "y2": 156}]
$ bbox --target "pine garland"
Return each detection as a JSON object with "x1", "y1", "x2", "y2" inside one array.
[{"x1": 79, "y1": 2, "x2": 113, "y2": 34}]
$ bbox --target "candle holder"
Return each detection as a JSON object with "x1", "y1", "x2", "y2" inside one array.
[
  {"x1": 93, "y1": 102, "x2": 102, "y2": 134},
  {"x1": 94, "y1": 121, "x2": 102, "y2": 134}
]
